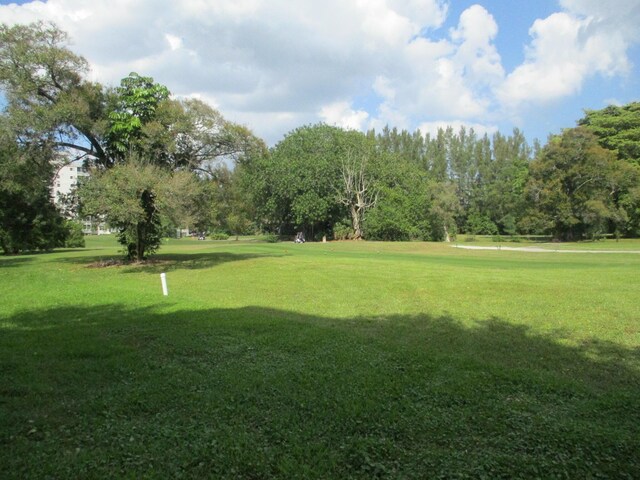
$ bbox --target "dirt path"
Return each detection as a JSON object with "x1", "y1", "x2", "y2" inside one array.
[{"x1": 451, "y1": 245, "x2": 640, "y2": 254}]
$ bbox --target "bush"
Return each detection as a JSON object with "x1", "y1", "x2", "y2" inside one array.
[
  {"x1": 209, "y1": 232, "x2": 229, "y2": 240},
  {"x1": 333, "y1": 222, "x2": 353, "y2": 240},
  {"x1": 466, "y1": 211, "x2": 498, "y2": 235},
  {"x1": 64, "y1": 221, "x2": 86, "y2": 248},
  {"x1": 263, "y1": 234, "x2": 279, "y2": 243}
]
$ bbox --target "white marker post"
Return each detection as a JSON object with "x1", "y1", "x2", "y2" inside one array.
[{"x1": 160, "y1": 272, "x2": 168, "y2": 296}]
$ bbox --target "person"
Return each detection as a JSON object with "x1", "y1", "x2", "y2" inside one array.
[{"x1": 295, "y1": 232, "x2": 305, "y2": 243}]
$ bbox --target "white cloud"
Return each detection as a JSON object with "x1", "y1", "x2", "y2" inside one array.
[
  {"x1": 0, "y1": 0, "x2": 637, "y2": 145},
  {"x1": 449, "y1": 5, "x2": 504, "y2": 87},
  {"x1": 319, "y1": 101, "x2": 369, "y2": 131},
  {"x1": 499, "y1": 0, "x2": 640, "y2": 107},
  {"x1": 165, "y1": 34, "x2": 182, "y2": 52}
]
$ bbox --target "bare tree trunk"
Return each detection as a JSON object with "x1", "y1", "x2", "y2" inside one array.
[
  {"x1": 351, "y1": 205, "x2": 362, "y2": 239},
  {"x1": 338, "y1": 151, "x2": 377, "y2": 240}
]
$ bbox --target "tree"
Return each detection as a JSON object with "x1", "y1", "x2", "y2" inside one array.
[
  {"x1": 364, "y1": 154, "x2": 431, "y2": 241},
  {"x1": 427, "y1": 181, "x2": 460, "y2": 242},
  {"x1": 523, "y1": 127, "x2": 624, "y2": 240},
  {"x1": 336, "y1": 135, "x2": 378, "y2": 240},
  {"x1": 250, "y1": 124, "x2": 347, "y2": 237},
  {"x1": 578, "y1": 102, "x2": 640, "y2": 235},
  {"x1": 105, "y1": 72, "x2": 170, "y2": 164},
  {"x1": 579, "y1": 102, "x2": 640, "y2": 165},
  {"x1": 79, "y1": 159, "x2": 202, "y2": 260},
  {"x1": 0, "y1": 21, "x2": 108, "y2": 165},
  {"x1": 0, "y1": 127, "x2": 68, "y2": 254},
  {"x1": 1, "y1": 22, "x2": 267, "y2": 257}
]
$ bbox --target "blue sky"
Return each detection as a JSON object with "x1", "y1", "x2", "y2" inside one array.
[{"x1": 1, "y1": 0, "x2": 639, "y2": 145}]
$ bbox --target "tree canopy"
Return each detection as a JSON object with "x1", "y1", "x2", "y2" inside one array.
[
  {"x1": 579, "y1": 102, "x2": 640, "y2": 165},
  {"x1": 0, "y1": 21, "x2": 264, "y2": 258}
]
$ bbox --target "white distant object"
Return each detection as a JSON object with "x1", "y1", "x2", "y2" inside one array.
[{"x1": 161, "y1": 273, "x2": 168, "y2": 296}]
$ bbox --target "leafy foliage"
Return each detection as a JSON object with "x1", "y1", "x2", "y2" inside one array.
[
  {"x1": 523, "y1": 127, "x2": 629, "y2": 240},
  {"x1": 579, "y1": 102, "x2": 640, "y2": 164},
  {"x1": 63, "y1": 220, "x2": 86, "y2": 248},
  {"x1": 79, "y1": 160, "x2": 202, "y2": 260},
  {"x1": 250, "y1": 124, "x2": 347, "y2": 236},
  {"x1": 0, "y1": 128, "x2": 69, "y2": 254},
  {"x1": 0, "y1": 21, "x2": 108, "y2": 164}
]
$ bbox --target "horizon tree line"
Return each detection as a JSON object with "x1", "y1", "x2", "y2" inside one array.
[{"x1": 1, "y1": 22, "x2": 639, "y2": 257}]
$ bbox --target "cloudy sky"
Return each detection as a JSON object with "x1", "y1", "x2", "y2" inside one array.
[{"x1": 1, "y1": 0, "x2": 639, "y2": 145}]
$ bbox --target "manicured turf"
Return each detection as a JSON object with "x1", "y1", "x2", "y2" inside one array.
[{"x1": 1, "y1": 236, "x2": 639, "y2": 478}]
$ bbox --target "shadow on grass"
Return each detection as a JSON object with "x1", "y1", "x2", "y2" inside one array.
[
  {"x1": 57, "y1": 251, "x2": 287, "y2": 273},
  {"x1": 1, "y1": 304, "x2": 639, "y2": 479},
  {"x1": 0, "y1": 256, "x2": 33, "y2": 268}
]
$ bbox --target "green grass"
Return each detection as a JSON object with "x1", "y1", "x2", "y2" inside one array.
[{"x1": 2, "y1": 236, "x2": 639, "y2": 478}]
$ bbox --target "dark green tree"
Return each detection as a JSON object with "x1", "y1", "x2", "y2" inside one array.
[
  {"x1": 523, "y1": 127, "x2": 626, "y2": 240},
  {"x1": 0, "y1": 129, "x2": 67, "y2": 254},
  {"x1": 579, "y1": 102, "x2": 640, "y2": 165},
  {"x1": 250, "y1": 124, "x2": 348, "y2": 238}
]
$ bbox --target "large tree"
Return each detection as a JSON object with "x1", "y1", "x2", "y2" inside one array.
[
  {"x1": 0, "y1": 127, "x2": 68, "y2": 254},
  {"x1": 523, "y1": 127, "x2": 629, "y2": 240},
  {"x1": 1, "y1": 22, "x2": 265, "y2": 258},
  {"x1": 579, "y1": 102, "x2": 640, "y2": 165},
  {"x1": 0, "y1": 21, "x2": 108, "y2": 165},
  {"x1": 251, "y1": 124, "x2": 346, "y2": 237}
]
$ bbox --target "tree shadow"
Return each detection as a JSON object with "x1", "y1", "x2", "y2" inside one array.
[
  {"x1": 1, "y1": 304, "x2": 638, "y2": 478},
  {"x1": 0, "y1": 257, "x2": 33, "y2": 268},
  {"x1": 56, "y1": 252, "x2": 287, "y2": 273}
]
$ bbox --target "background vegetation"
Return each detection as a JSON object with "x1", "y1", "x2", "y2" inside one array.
[{"x1": 1, "y1": 22, "x2": 639, "y2": 257}]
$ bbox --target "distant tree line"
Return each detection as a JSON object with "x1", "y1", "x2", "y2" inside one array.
[
  {"x1": 241, "y1": 104, "x2": 639, "y2": 242},
  {"x1": 1, "y1": 22, "x2": 639, "y2": 257}
]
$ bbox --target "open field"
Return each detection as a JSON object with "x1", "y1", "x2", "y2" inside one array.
[{"x1": 1, "y1": 236, "x2": 639, "y2": 478}]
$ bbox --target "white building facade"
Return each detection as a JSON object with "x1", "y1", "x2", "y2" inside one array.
[{"x1": 51, "y1": 161, "x2": 114, "y2": 234}]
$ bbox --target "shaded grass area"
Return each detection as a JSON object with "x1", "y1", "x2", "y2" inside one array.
[{"x1": 1, "y1": 304, "x2": 639, "y2": 479}]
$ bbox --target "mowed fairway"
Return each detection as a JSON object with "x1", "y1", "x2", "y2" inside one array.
[{"x1": 1, "y1": 237, "x2": 639, "y2": 478}]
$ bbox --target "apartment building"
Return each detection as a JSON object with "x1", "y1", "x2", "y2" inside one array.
[{"x1": 51, "y1": 160, "x2": 113, "y2": 234}]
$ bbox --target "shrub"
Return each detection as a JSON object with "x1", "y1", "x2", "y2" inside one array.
[
  {"x1": 333, "y1": 222, "x2": 353, "y2": 240},
  {"x1": 263, "y1": 234, "x2": 279, "y2": 243},
  {"x1": 209, "y1": 232, "x2": 229, "y2": 240},
  {"x1": 64, "y1": 221, "x2": 86, "y2": 248}
]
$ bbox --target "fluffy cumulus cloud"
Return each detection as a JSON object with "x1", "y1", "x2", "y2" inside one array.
[
  {"x1": 0, "y1": 0, "x2": 638, "y2": 143},
  {"x1": 319, "y1": 101, "x2": 369, "y2": 131},
  {"x1": 499, "y1": 0, "x2": 640, "y2": 107}
]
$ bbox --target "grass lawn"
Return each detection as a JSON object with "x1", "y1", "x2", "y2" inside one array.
[{"x1": 1, "y1": 236, "x2": 639, "y2": 478}]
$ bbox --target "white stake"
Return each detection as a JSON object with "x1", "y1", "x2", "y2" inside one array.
[{"x1": 160, "y1": 272, "x2": 168, "y2": 296}]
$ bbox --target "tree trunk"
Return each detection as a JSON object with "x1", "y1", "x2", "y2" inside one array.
[{"x1": 351, "y1": 205, "x2": 363, "y2": 239}]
